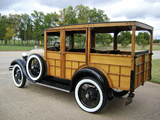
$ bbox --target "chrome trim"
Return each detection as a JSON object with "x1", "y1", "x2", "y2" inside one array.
[{"x1": 36, "y1": 82, "x2": 70, "y2": 93}]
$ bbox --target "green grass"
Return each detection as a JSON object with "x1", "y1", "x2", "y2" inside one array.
[
  {"x1": 0, "y1": 39, "x2": 37, "y2": 46},
  {"x1": 0, "y1": 46, "x2": 43, "y2": 51},
  {"x1": 96, "y1": 44, "x2": 160, "y2": 51},
  {"x1": 1, "y1": 39, "x2": 160, "y2": 51},
  {"x1": 0, "y1": 40, "x2": 44, "y2": 51},
  {"x1": 150, "y1": 59, "x2": 160, "y2": 83}
]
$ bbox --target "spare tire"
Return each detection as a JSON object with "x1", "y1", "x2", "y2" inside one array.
[{"x1": 26, "y1": 54, "x2": 45, "y2": 81}]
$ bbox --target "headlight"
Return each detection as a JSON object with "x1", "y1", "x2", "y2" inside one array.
[{"x1": 22, "y1": 52, "x2": 28, "y2": 60}]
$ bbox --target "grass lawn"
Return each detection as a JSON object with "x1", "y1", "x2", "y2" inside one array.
[
  {"x1": 150, "y1": 59, "x2": 160, "y2": 83},
  {"x1": 0, "y1": 44, "x2": 159, "y2": 51},
  {"x1": 1, "y1": 39, "x2": 160, "y2": 51},
  {"x1": 0, "y1": 46, "x2": 43, "y2": 51},
  {"x1": 96, "y1": 44, "x2": 160, "y2": 51},
  {"x1": 0, "y1": 46, "x2": 36, "y2": 51}
]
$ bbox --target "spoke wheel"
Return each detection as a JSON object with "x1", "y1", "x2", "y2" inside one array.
[
  {"x1": 29, "y1": 58, "x2": 40, "y2": 77},
  {"x1": 26, "y1": 54, "x2": 44, "y2": 81},
  {"x1": 75, "y1": 77, "x2": 106, "y2": 113},
  {"x1": 12, "y1": 64, "x2": 26, "y2": 88}
]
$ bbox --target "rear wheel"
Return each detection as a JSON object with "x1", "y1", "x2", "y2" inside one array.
[
  {"x1": 26, "y1": 54, "x2": 44, "y2": 81},
  {"x1": 12, "y1": 64, "x2": 26, "y2": 88},
  {"x1": 75, "y1": 77, "x2": 106, "y2": 113}
]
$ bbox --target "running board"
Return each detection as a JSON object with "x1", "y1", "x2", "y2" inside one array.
[{"x1": 36, "y1": 78, "x2": 70, "y2": 93}]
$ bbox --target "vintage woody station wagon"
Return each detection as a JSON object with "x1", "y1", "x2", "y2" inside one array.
[{"x1": 9, "y1": 21, "x2": 153, "y2": 113}]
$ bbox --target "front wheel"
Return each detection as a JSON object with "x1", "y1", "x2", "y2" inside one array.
[
  {"x1": 12, "y1": 64, "x2": 26, "y2": 88},
  {"x1": 75, "y1": 77, "x2": 106, "y2": 113}
]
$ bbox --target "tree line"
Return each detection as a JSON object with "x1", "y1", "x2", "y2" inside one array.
[{"x1": 0, "y1": 4, "x2": 152, "y2": 47}]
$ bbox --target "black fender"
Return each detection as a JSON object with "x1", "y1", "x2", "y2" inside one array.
[
  {"x1": 71, "y1": 67, "x2": 113, "y2": 100},
  {"x1": 10, "y1": 59, "x2": 35, "y2": 83}
]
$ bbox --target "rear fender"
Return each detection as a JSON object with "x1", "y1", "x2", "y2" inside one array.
[
  {"x1": 10, "y1": 59, "x2": 35, "y2": 83},
  {"x1": 71, "y1": 67, "x2": 113, "y2": 100}
]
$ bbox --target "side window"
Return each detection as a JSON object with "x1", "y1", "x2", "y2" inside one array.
[
  {"x1": 95, "y1": 33, "x2": 113, "y2": 51},
  {"x1": 74, "y1": 34, "x2": 86, "y2": 48},
  {"x1": 65, "y1": 30, "x2": 86, "y2": 53},
  {"x1": 89, "y1": 32, "x2": 113, "y2": 53},
  {"x1": 47, "y1": 32, "x2": 60, "y2": 51}
]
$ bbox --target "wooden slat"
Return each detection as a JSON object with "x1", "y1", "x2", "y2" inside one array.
[
  {"x1": 131, "y1": 25, "x2": 136, "y2": 70},
  {"x1": 65, "y1": 53, "x2": 85, "y2": 62},
  {"x1": 90, "y1": 54, "x2": 131, "y2": 66},
  {"x1": 44, "y1": 31, "x2": 47, "y2": 60},
  {"x1": 87, "y1": 28, "x2": 91, "y2": 65},
  {"x1": 46, "y1": 21, "x2": 153, "y2": 32},
  {"x1": 46, "y1": 22, "x2": 137, "y2": 31},
  {"x1": 150, "y1": 32, "x2": 153, "y2": 53},
  {"x1": 47, "y1": 52, "x2": 60, "y2": 59},
  {"x1": 60, "y1": 30, "x2": 66, "y2": 78}
]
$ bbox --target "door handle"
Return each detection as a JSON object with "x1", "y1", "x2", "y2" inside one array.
[{"x1": 58, "y1": 52, "x2": 65, "y2": 55}]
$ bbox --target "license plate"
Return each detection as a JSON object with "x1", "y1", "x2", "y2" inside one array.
[{"x1": 125, "y1": 96, "x2": 133, "y2": 106}]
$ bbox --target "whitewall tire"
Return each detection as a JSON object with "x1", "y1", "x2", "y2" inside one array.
[
  {"x1": 75, "y1": 77, "x2": 106, "y2": 113},
  {"x1": 12, "y1": 64, "x2": 26, "y2": 88},
  {"x1": 26, "y1": 54, "x2": 44, "y2": 81}
]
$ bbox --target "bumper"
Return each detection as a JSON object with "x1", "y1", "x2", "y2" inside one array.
[{"x1": 9, "y1": 66, "x2": 13, "y2": 71}]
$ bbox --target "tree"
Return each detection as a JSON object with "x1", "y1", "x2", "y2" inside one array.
[
  {"x1": 58, "y1": 6, "x2": 78, "y2": 26},
  {"x1": 153, "y1": 39, "x2": 160, "y2": 43},
  {"x1": 58, "y1": 5, "x2": 110, "y2": 46},
  {"x1": 96, "y1": 33, "x2": 113, "y2": 46},
  {"x1": 0, "y1": 15, "x2": 9, "y2": 45},
  {"x1": 136, "y1": 32, "x2": 150, "y2": 48},
  {"x1": 43, "y1": 12, "x2": 59, "y2": 28},
  {"x1": 75, "y1": 4, "x2": 90, "y2": 23},
  {"x1": 88, "y1": 8, "x2": 109, "y2": 23},
  {"x1": 8, "y1": 14, "x2": 21, "y2": 45},
  {"x1": 0, "y1": 5, "x2": 110, "y2": 46},
  {"x1": 58, "y1": 5, "x2": 109, "y2": 25},
  {"x1": 118, "y1": 31, "x2": 132, "y2": 47},
  {"x1": 4, "y1": 27, "x2": 15, "y2": 45},
  {"x1": 20, "y1": 13, "x2": 33, "y2": 45},
  {"x1": 31, "y1": 10, "x2": 44, "y2": 45}
]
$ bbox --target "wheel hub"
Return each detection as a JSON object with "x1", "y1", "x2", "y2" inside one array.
[
  {"x1": 31, "y1": 66, "x2": 34, "y2": 69},
  {"x1": 15, "y1": 70, "x2": 21, "y2": 79},
  {"x1": 85, "y1": 87, "x2": 98, "y2": 101},
  {"x1": 30, "y1": 62, "x2": 40, "y2": 76}
]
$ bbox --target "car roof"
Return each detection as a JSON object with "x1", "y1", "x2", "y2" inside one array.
[{"x1": 41, "y1": 21, "x2": 153, "y2": 36}]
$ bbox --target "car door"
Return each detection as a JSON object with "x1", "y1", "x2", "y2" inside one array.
[
  {"x1": 62, "y1": 29, "x2": 87, "y2": 80},
  {"x1": 45, "y1": 30, "x2": 62, "y2": 78}
]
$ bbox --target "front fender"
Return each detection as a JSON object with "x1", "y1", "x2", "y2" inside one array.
[{"x1": 9, "y1": 59, "x2": 35, "y2": 83}]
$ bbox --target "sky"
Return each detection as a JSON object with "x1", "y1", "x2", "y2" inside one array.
[{"x1": 0, "y1": 0, "x2": 160, "y2": 39}]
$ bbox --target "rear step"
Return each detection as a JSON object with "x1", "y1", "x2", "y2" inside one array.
[{"x1": 36, "y1": 77, "x2": 70, "y2": 93}]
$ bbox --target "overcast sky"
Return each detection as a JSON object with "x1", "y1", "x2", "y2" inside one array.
[{"x1": 0, "y1": 0, "x2": 160, "y2": 39}]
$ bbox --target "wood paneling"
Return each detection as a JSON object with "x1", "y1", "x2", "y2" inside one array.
[
  {"x1": 90, "y1": 54, "x2": 131, "y2": 66},
  {"x1": 64, "y1": 53, "x2": 86, "y2": 79},
  {"x1": 89, "y1": 54, "x2": 131, "y2": 90},
  {"x1": 44, "y1": 22, "x2": 153, "y2": 92},
  {"x1": 47, "y1": 52, "x2": 60, "y2": 59},
  {"x1": 134, "y1": 53, "x2": 151, "y2": 88},
  {"x1": 47, "y1": 51, "x2": 61, "y2": 78}
]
